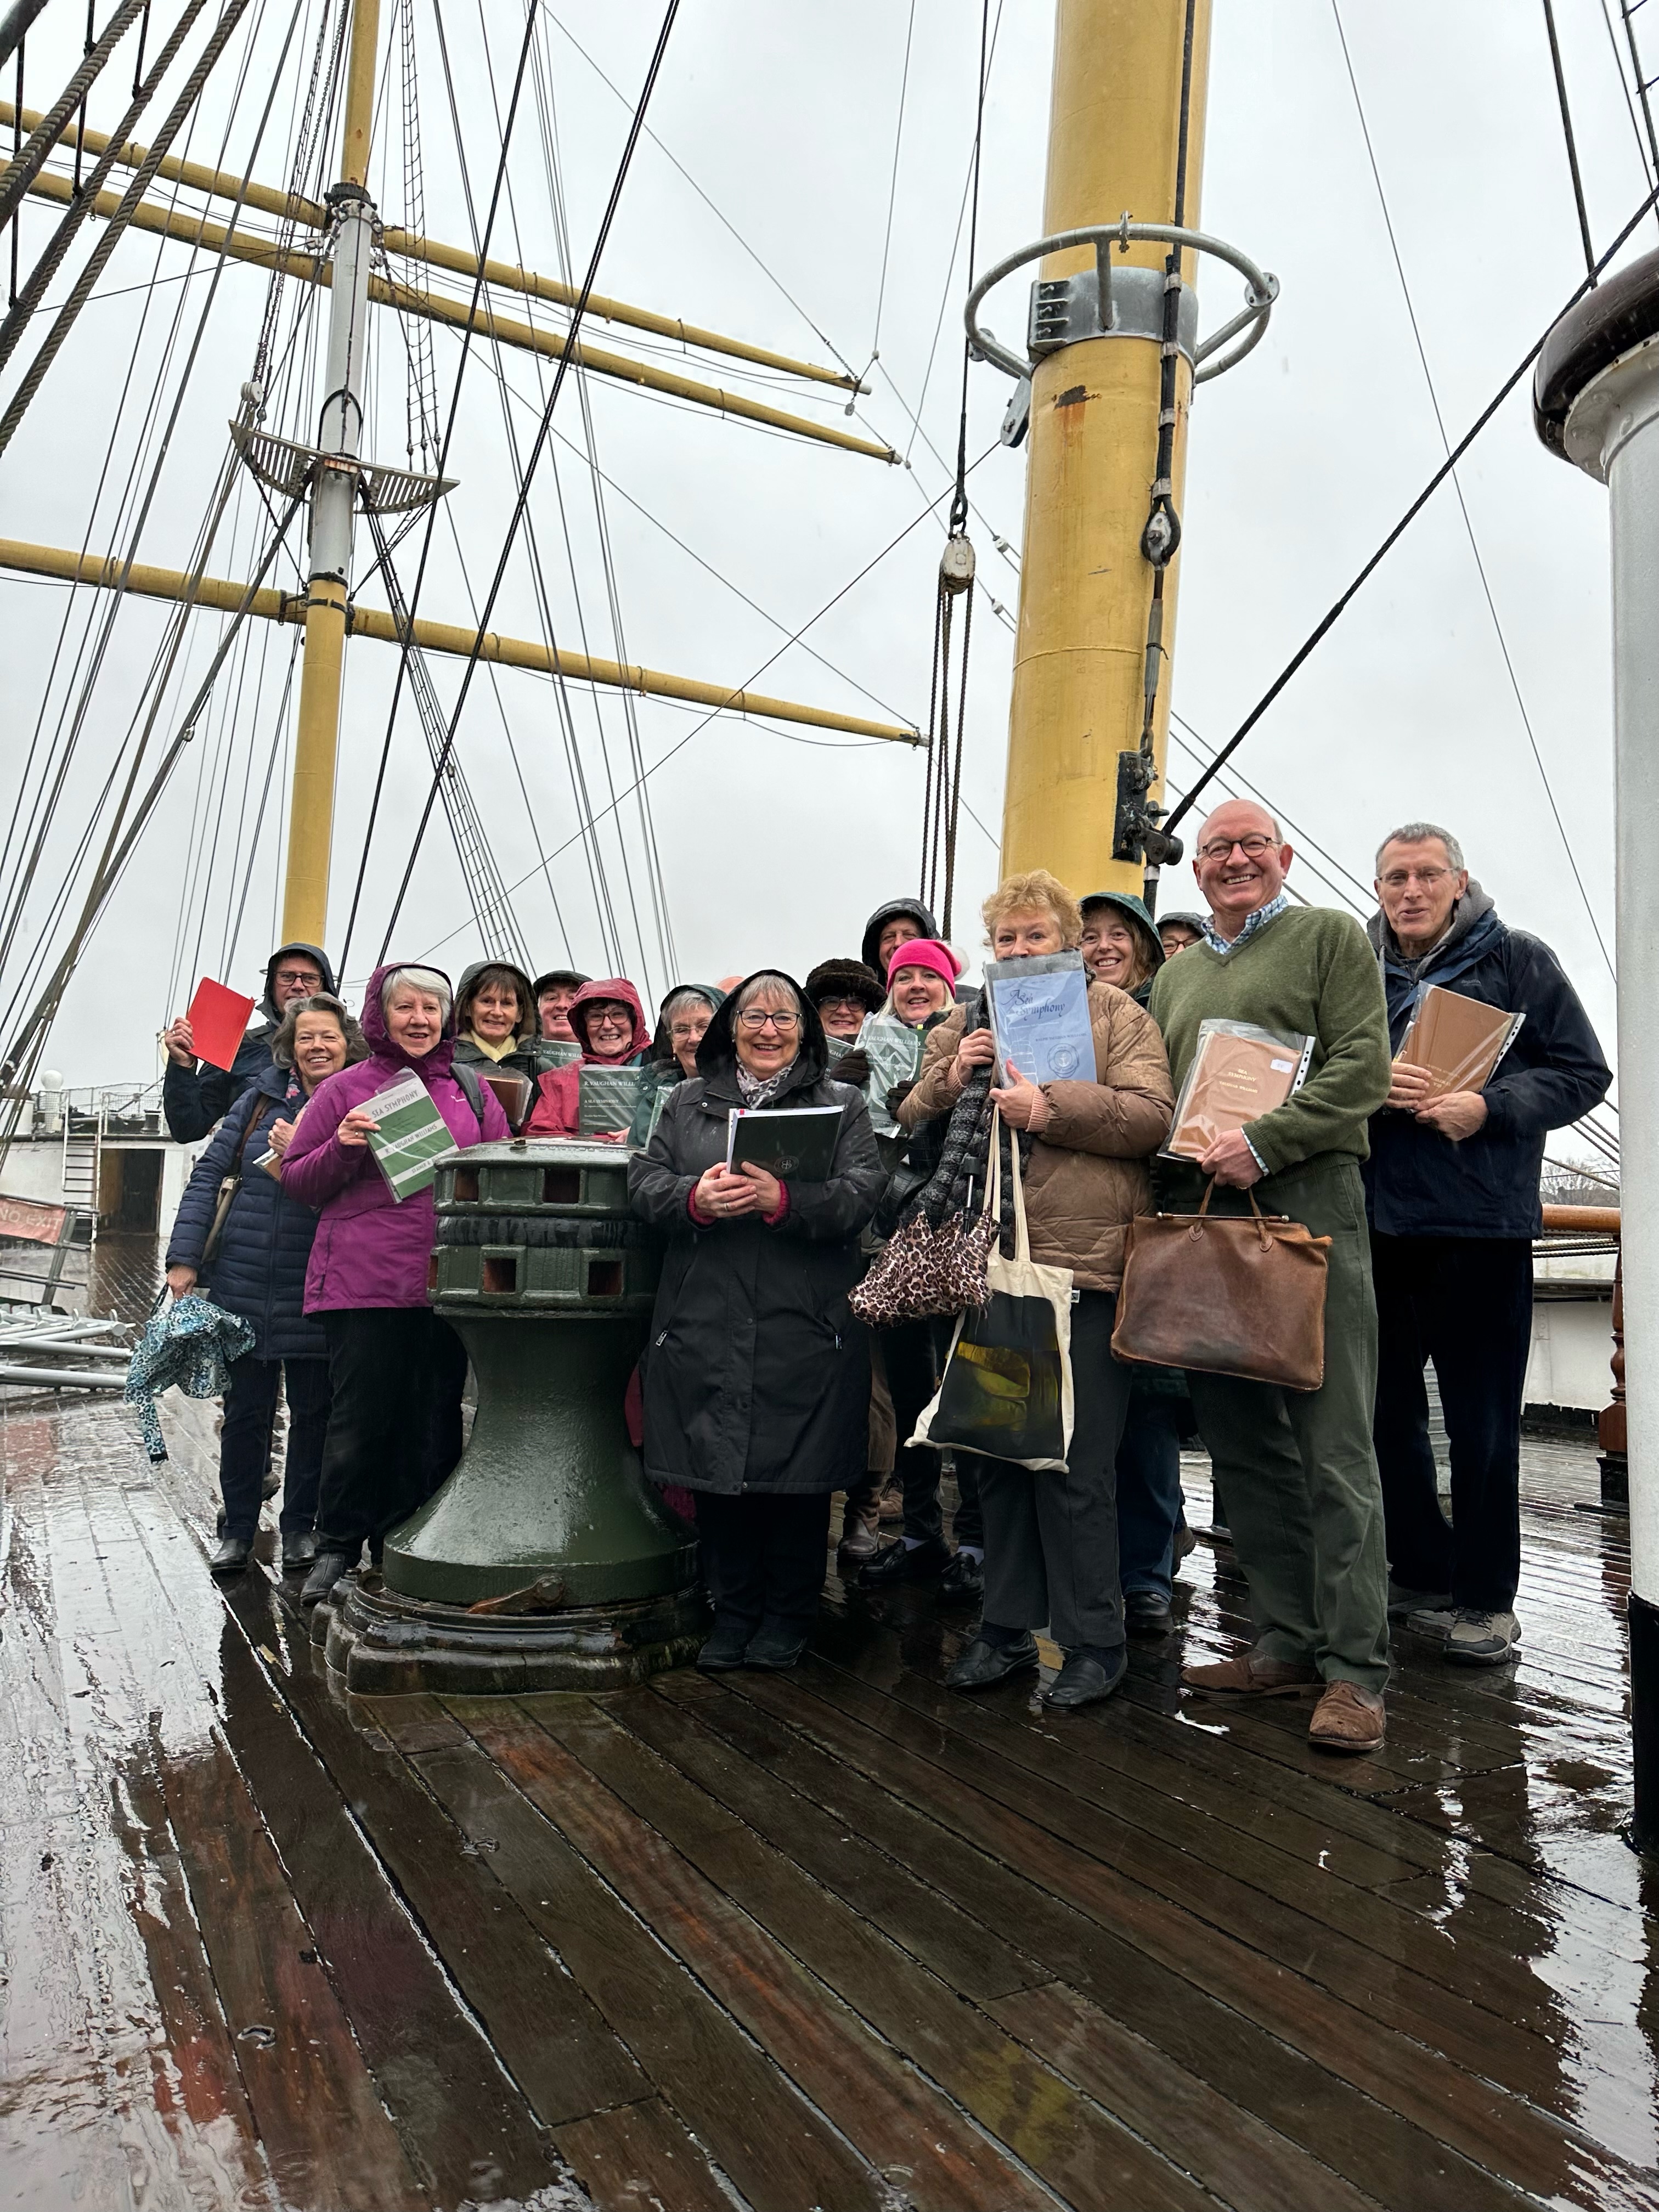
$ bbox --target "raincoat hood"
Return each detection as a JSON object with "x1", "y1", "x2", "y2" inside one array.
[
  {"x1": 567, "y1": 978, "x2": 651, "y2": 1061},
  {"x1": 259, "y1": 941, "x2": 336, "y2": 1025},
  {"x1": 696, "y1": 970, "x2": 828, "y2": 1087},
  {"x1": 648, "y1": 981, "x2": 725, "y2": 1066},
  {"x1": 861, "y1": 898, "x2": 940, "y2": 978},
  {"x1": 361, "y1": 959, "x2": 458, "y2": 1077},
  {"x1": 455, "y1": 958, "x2": 538, "y2": 1043},
  {"x1": 1081, "y1": 890, "x2": 1165, "y2": 984}
]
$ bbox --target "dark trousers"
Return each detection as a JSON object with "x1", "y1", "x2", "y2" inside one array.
[
  {"x1": 887, "y1": 1316, "x2": 984, "y2": 1548},
  {"x1": 974, "y1": 1290, "x2": 1133, "y2": 1653},
  {"x1": 696, "y1": 1491, "x2": 833, "y2": 1635},
  {"x1": 1116, "y1": 1388, "x2": 1185, "y2": 1600},
  {"x1": 219, "y1": 1353, "x2": 331, "y2": 1541},
  {"x1": 1371, "y1": 1230, "x2": 1533, "y2": 1611},
  {"x1": 316, "y1": 1308, "x2": 468, "y2": 1559}
]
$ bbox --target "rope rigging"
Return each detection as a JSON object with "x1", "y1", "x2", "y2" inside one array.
[
  {"x1": 1324, "y1": 3, "x2": 1612, "y2": 977},
  {"x1": 916, "y1": 0, "x2": 989, "y2": 943},
  {"x1": 1162, "y1": 175, "x2": 1659, "y2": 848},
  {"x1": 1543, "y1": 0, "x2": 1596, "y2": 282},
  {"x1": 337, "y1": 0, "x2": 542, "y2": 974},
  {"x1": 374, "y1": 0, "x2": 682, "y2": 966}
]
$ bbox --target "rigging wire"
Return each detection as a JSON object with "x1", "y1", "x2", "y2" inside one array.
[
  {"x1": 1543, "y1": 0, "x2": 1597, "y2": 280},
  {"x1": 0, "y1": 0, "x2": 259, "y2": 456},
  {"x1": 337, "y1": 0, "x2": 543, "y2": 972},
  {"x1": 418, "y1": 447, "x2": 999, "y2": 964},
  {"x1": 376, "y1": 0, "x2": 683, "y2": 963},
  {"x1": 0, "y1": 0, "x2": 208, "y2": 374},
  {"x1": 418, "y1": 0, "x2": 627, "y2": 975},
  {"x1": 522, "y1": 5, "x2": 673, "y2": 985},
  {"x1": 540, "y1": 3, "x2": 861, "y2": 383},
  {"x1": 916, "y1": 0, "x2": 990, "y2": 941},
  {"x1": 0, "y1": 0, "x2": 300, "y2": 1023},
  {"x1": 1328, "y1": 0, "x2": 1613, "y2": 978},
  {"x1": 865, "y1": 0, "x2": 916, "y2": 379},
  {"x1": 1161, "y1": 175, "x2": 1659, "y2": 847}
]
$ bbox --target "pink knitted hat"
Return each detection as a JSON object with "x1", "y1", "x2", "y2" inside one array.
[{"x1": 884, "y1": 938, "x2": 962, "y2": 994}]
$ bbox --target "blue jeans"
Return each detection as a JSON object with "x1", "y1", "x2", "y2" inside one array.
[{"x1": 1115, "y1": 1387, "x2": 1185, "y2": 1601}]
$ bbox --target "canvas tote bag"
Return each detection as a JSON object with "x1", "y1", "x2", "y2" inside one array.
[
  {"x1": 1111, "y1": 1180, "x2": 1331, "y2": 1391},
  {"x1": 911, "y1": 1114, "x2": 1076, "y2": 1471}
]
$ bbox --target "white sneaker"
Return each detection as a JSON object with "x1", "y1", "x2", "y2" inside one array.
[
  {"x1": 1444, "y1": 1609, "x2": 1520, "y2": 1666},
  {"x1": 1404, "y1": 1605, "x2": 1456, "y2": 1639}
]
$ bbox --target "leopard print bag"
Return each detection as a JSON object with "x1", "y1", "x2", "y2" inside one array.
[{"x1": 850, "y1": 1117, "x2": 999, "y2": 1326}]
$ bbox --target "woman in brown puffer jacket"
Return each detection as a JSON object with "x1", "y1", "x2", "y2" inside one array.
[{"x1": 895, "y1": 868, "x2": 1173, "y2": 1711}]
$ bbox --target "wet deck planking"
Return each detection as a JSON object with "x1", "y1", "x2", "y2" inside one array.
[{"x1": 3, "y1": 1375, "x2": 1658, "y2": 2209}]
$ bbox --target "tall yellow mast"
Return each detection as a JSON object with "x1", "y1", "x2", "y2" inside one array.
[
  {"x1": 1002, "y1": 0, "x2": 1211, "y2": 896},
  {"x1": 280, "y1": 0, "x2": 380, "y2": 946}
]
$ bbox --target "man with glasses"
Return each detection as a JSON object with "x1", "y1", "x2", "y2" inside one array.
[
  {"x1": 1365, "y1": 822, "x2": 1610, "y2": 1666},
  {"x1": 1148, "y1": 799, "x2": 1394, "y2": 1751},
  {"x1": 162, "y1": 941, "x2": 336, "y2": 1141}
]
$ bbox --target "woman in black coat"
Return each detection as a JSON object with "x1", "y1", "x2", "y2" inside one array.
[
  {"x1": 165, "y1": 992, "x2": 366, "y2": 1577},
  {"x1": 629, "y1": 970, "x2": 885, "y2": 1671}
]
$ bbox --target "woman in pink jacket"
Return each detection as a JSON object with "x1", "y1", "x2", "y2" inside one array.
[
  {"x1": 283, "y1": 961, "x2": 509, "y2": 1606},
  {"x1": 524, "y1": 977, "x2": 651, "y2": 1138}
]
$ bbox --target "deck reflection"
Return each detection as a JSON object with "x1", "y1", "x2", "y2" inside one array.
[{"x1": 3, "y1": 1376, "x2": 1657, "y2": 2210}]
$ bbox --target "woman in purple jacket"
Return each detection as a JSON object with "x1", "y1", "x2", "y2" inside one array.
[{"x1": 283, "y1": 962, "x2": 510, "y2": 1606}]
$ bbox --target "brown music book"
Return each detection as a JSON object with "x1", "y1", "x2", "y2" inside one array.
[
  {"x1": 478, "y1": 1068, "x2": 533, "y2": 1131},
  {"x1": 1395, "y1": 985, "x2": 1523, "y2": 1097},
  {"x1": 1163, "y1": 1019, "x2": 1313, "y2": 1162}
]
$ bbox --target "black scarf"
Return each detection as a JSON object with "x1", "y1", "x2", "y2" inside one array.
[{"x1": 907, "y1": 988, "x2": 1032, "y2": 1252}]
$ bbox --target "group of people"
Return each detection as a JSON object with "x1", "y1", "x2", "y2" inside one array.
[{"x1": 160, "y1": 798, "x2": 1609, "y2": 1752}]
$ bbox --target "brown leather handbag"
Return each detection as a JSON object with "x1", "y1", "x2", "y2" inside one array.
[{"x1": 1111, "y1": 1181, "x2": 1331, "y2": 1391}]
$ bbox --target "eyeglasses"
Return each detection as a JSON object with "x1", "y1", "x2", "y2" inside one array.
[
  {"x1": 588, "y1": 1009, "x2": 631, "y2": 1030},
  {"x1": 669, "y1": 1022, "x2": 707, "y2": 1042},
  {"x1": 274, "y1": 968, "x2": 323, "y2": 988},
  {"x1": 816, "y1": 996, "x2": 866, "y2": 1015},
  {"x1": 737, "y1": 1009, "x2": 800, "y2": 1031},
  {"x1": 1197, "y1": 834, "x2": 1276, "y2": 862},
  {"x1": 1380, "y1": 867, "x2": 1452, "y2": 890}
]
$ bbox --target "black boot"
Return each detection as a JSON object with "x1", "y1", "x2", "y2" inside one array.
[
  {"x1": 301, "y1": 1550, "x2": 352, "y2": 1607},
  {"x1": 208, "y1": 1534, "x2": 252, "y2": 1577},
  {"x1": 696, "y1": 1620, "x2": 754, "y2": 1672},
  {"x1": 281, "y1": 1530, "x2": 319, "y2": 1575},
  {"x1": 745, "y1": 1621, "x2": 810, "y2": 1671}
]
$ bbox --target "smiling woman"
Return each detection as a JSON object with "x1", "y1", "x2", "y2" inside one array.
[
  {"x1": 280, "y1": 960, "x2": 511, "y2": 1609},
  {"x1": 629, "y1": 971, "x2": 887, "y2": 1672}
]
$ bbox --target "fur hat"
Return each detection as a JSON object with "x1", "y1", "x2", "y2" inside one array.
[{"x1": 804, "y1": 958, "x2": 886, "y2": 1014}]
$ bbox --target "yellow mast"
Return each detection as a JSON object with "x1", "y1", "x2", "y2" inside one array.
[
  {"x1": 1001, "y1": 0, "x2": 1212, "y2": 896},
  {"x1": 280, "y1": 0, "x2": 380, "y2": 946}
]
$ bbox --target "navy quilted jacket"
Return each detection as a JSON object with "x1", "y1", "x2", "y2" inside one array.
[{"x1": 165, "y1": 1065, "x2": 326, "y2": 1359}]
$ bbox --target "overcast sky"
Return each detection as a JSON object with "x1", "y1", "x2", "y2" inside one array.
[{"x1": 0, "y1": 0, "x2": 1645, "y2": 1140}]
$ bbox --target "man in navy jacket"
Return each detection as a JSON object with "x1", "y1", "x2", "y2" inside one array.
[
  {"x1": 1364, "y1": 822, "x2": 1611, "y2": 1667},
  {"x1": 161, "y1": 942, "x2": 334, "y2": 1141}
]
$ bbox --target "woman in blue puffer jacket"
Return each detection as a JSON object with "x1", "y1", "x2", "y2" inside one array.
[{"x1": 165, "y1": 992, "x2": 366, "y2": 1577}]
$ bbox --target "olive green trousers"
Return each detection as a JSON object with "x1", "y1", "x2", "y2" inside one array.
[{"x1": 1165, "y1": 1156, "x2": 1391, "y2": 1692}]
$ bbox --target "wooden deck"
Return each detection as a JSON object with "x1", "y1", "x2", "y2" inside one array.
[{"x1": 4, "y1": 1318, "x2": 1658, "y2": 2207}]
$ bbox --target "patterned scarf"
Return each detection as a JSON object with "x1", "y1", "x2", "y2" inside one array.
[{"x1": 736, "y1": 1054, "x2": 799, "y2": 1108}]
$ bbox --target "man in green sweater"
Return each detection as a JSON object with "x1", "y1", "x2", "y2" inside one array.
[{"x1": 1148, "y1": 799, "x2": 1393, "y2": 1752}]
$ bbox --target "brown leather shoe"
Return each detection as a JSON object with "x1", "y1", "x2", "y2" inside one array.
[
  {"x1": 1308, "y1": 1679, "x2": 1386, "y2": 1753},
  {"x1": 1182, "y1": 1651, "x2": 1320, "y2": 1695}
]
